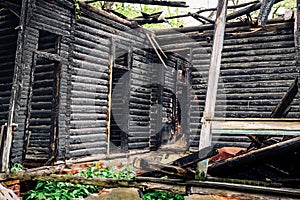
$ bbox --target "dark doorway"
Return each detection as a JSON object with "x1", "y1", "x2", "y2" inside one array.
[{"x1": 109, "y1": 45, "x2": 130, "y2": 153}]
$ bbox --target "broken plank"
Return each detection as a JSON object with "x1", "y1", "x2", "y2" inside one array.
[
  {"x1": 208, "y1": 136, "x2": 300, "y2": 175},
  {"x1": 172, "y1": 146, "x2": 217, "y2": 168},
  {"x1": 134, "y1": 158, "x2": 195, "y2": 179}
]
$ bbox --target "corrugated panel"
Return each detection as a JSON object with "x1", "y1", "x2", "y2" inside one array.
[
  {"x1": 0, "y1": 9, "x2": 18, "y2": 126},
  {"x1": 156, "y1": 20, "x2": 298, "y2": 150}
]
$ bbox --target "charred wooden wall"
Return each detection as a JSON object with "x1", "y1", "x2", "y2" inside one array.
[
  {"x1": 7, "y1": 0, "x2": 157, "y2": 165},
  {"x1": 150, "y1": 53, "x2": 190, "y2": 150},
  {"x1": 10, "y1": 0, "x2": 73, "y2": 165},
  {"x1": 0, "y1": 9, "x2": 19, "y2": 127},
  {"x1": 155, "y1": 19, "x2": 299, "y2": 150},
  {"x1": 69, "y1": 6, "x2": 111, "y2": 158},
  {"x1": 128, "y1": 48, "x2": 153, "y2": 151}
]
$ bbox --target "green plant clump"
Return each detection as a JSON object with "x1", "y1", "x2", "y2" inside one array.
[
  {"x1": 26, "y1": 164, "x2": 135, "y2": 200},
  {"x1": 142, "y1": 190, "x2": 184, "y2": 200},
  {"x1": 10, "y1": 163, "x2": 23, "y2": 173}
]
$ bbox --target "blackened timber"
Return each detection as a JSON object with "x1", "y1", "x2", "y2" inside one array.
[
  {"x1": 258, "y1": 0, "x2": 276, "y2": 26},
  {"x1": 172, "y1": 146, "x2": 217, "y2": 168},
  {"x1": 226, "y1": 0, "x2": 282, "y2": 21},
  {"x1": 78, "y1": 1, "x2": 136, "y2": 27},
  {"x1": 134, "y1": 158, "x2": 195, "y2": 179},
  {"x1": 271, "y1": 77, "x2": 298, "y2": 117},
  {"x1": 84, "y1": 0, "x2": 188, "y2": 7},
  {"x1": 208, "y1": 137, "x2": 300, "y2": 175}
]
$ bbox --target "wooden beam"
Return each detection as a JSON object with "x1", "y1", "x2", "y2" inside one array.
[
  {"x1": 208, "y1": 136, "x2": 300, "y2": 175},
  {"x1": 212, "y1": 120, "x2": 300, "y2": 131},
  {"x1": 270, "y1": 77, "x2": 298, "y2": 116},
  {"x1": 172, "y1": 146, "x2": 217, "y2": 168},
  {"x1": 78, "y1": 1, "x2": 137, "y2": 27},
  {"x1": 258, "y1": 0, "x2": 276, "y2": 26},
  {"x1": 84, "y1": 0, "x2": 188, "y2": 7},
  {"x1": 9, "y1": 173, "x2": 300, "y2": 198},
  {"x1": 134, "y1": 158, "x2": 195, "y2": 179},
  {"x1": 106, "y1": 38, "x2": 114, "y2": 155},
  {"x1": 197, "y1": 0, "x2": 228, "y2": 180},
  {"x1": 227, "y1": 0, "x2": 282, "y2": 21}
]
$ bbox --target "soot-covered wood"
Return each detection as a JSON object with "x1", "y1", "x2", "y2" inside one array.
[{"x1": 155, "y1": 19, "x2": 298, "y2": 150}]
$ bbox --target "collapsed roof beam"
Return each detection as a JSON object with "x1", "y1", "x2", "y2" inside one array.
[
  {"x1": 227, "y1": 0, "x2": 282, "y2": 21},
  {"x1": 258, "y1": 0, "x2": 276, "y2": 26},
  {"x1": 84, "y1": 0, "x2": 188, "y2": 7}
]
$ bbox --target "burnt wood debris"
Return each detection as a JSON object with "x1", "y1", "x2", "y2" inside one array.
[{"x1": 0, "y1": 0, "x2": 300, "y2": 197}]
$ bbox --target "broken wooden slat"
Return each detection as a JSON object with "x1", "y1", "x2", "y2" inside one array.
[
  {"x1": 212, "y1": 120, "x2": 300, "y2": 132},
  {"x1": 246, "y1": 77, "x2": 298, "y2": 148},
  {"x1": 0, "y1": 183, "x2": 19, "y2": 200}
]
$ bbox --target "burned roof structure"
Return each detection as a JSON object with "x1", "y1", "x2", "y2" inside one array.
[{"x1": 1, "y1": 0, "x2": 300, "y2": 198}]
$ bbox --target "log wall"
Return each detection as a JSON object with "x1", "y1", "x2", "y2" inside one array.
[
  {"x1": 11, "y1": 0, "x2": 72, "y2": 165},
  {"x1": 156, "y1": 19, "x2": 299, "y2": 150},
  {"x1": 149, "y1": 53, "x2": 191, "y2": 150},
  {"x1": 8, "y1": 0, "x2": 157, "y2": 164},
  {"x1": 0, "y1": 9, "x2": 18, "y2": 127}
]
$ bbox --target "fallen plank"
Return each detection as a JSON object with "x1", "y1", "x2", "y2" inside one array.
[
  {"x1": 171, "y1": 146, "x2": 217, "y2": 167},
  {"x1": 0, "y1": 183, "x2": 19, "y2": 200},
  {"x1": 134, "y1": 158, "x2": 195, "y2": 179},
  {"x1": 8, "y1": 173, "x2": 300, "y2": 198},
  {"x1": 208, "y1": 136, "x2": 300, "y2": 175},
  {"x1": 248, "y1": 77, "x2": 298, "y2": 148}
]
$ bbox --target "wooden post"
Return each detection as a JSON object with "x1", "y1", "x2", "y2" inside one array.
[
  {"x1": 296, "y1": 0, "x2": 300, "y2": 105},
  {"x1": 197, "y1": 0, "x2": 228, "y2": 180},
  {"x1": 107, "y1": 38, "x2": 114, "y2": 155}
]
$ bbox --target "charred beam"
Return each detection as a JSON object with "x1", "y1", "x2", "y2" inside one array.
[
  {"x1": 78, "y1": 1, "x2": 137, "y2": 28},
  {"x1": 227, "y1": 0, "x2": 282, "y2": 21},
  {"x1": 271, "y1": 77, "x2": 298, "y2": 118},
  {"x1": 209, "y1": 137, "x2": 300, "y2": 175},
  {"x1": 84, "y1": 0, "x2": 188, "y2": 7},
  {"x1": 258, "y1": 0, "x2": 276, "y2": 26},
  {"x1": 134, "y1": 158, "x2": 195, "y2": 179},
  {"x1": 172, "y1": 146, "x2": 218, "y2": 167}
]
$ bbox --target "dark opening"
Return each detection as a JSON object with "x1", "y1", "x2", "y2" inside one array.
[
  {"x1": 0, "y1": 9, "x2": 19, "y2": 170},
  {"x1": 38, "y1": 30, "x2": 60, "y2": 54},
  {"x1": 115, "y1": 47, "x2": 129, "y2": 69},
  {"x1": 0, "y1": 9, "x2": 18, "y2": 127},
  {"x1": 24, "y1": 58, "x2": 60, "y2": 167},
  {"x1": 109, "y1": 68, "x2": 129, "y2": 153}
]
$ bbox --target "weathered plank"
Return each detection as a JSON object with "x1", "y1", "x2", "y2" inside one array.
[{"x1": 197, "y1": 0, "x2": 228, "y2": 180}]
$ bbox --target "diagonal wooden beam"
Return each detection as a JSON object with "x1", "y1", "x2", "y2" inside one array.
[
  {"x1": 196, "y1": 0, "x2": 228, "y2": 180},
  {"x1": 258, "y1": 0, "x2": 276, "y2": 26},
  {"x1": 84, "y1": 0, "x2": 188, "y2": 7}
]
